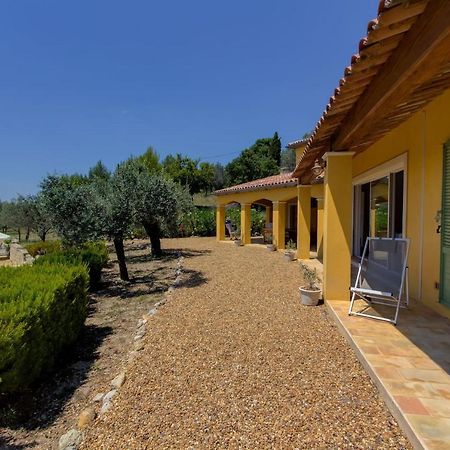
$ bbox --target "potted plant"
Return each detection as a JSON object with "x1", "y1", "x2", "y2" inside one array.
[
  {"x1": 284, "y1": 240, "x2": 296, "y2": 261},
  {"x1": 299, "y1": 263, "x2": 321, "y2": 306},
  {"x1": 266, "y1": 233, "x2": 276, "y2": 251}
]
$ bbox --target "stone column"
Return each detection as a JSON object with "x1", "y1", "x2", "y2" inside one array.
[
  {"x1": 323, "y1": 152, "x2": 354, "y2": 300},
  {"x1": 216, "y1": 205, "x2": 225, "y2": 241},
  {"x1": 316, "y1": 198, "x2": 324, "y2": 259},
  {"x1": 241, "y1": 203, "x2": 252, "y2": 245},
  {"x1": 273, "y1": 201, "x2": 287, "y2": 250},
  {"x1": 297, "y1": 185, "x2": 311, "y2": 260}
]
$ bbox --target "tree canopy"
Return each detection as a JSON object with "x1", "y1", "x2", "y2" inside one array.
[
  {"x1": 224, "y1": 132, "x2": 281, "y2": 186},
  {"x1": 162, "y1": 154, "x2": 215, "y2": 195}
]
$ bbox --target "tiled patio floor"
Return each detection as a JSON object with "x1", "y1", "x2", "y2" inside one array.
[{"x1": 327, "y1": 299, "x2": 450, "y2": 450}]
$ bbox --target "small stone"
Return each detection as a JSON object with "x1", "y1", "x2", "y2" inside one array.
[
  {"x1": 133, "y1": 340, "x2": 145, "y2": 351},
  {"x1": 78, "y1": 407, "x2": 96, "y2": 429},
  {"x1": 100, "y1": 401, "x2": 112, "y2": 415},
  {"x1": 58, "y1": 428, "x2": 83, "y2": 450},
  {"x1": 73, "y1": 385, "x2": 90, "y2": 401},
  {"x1": 137, "y1": 318, "x2": 147, "y2": 327},
  {"x1": 148, "y1": 308, "x2": 157, "y2": 316},
  {"x1": 111, "y1": 372, "x2": 126, "y2": 389},
  {"x1": 100, "y1": 389, "x2": 117, "y2": 415},
  {"x1": 134, "y1": 330, "x2": 145, "y2": 340},
  {"x1": 103, "y1": 389, "x2": 117, "y2": 403},
  {"x1": 92, "y1": 393, "x2": 104, "y2": 403}
]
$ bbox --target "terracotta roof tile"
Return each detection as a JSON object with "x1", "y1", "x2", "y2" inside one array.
[
  {"x1": 214, "y1": 172, "x2": 297, "y2": 195},
  {"x1": 286, "y1": 138, "x2": 308, "y2": 149},
  {"x1": 293, "y1": 0, "x2": 445, "y2": 180}
]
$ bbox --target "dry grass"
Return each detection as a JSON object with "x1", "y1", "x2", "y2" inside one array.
[{"x1": 82, "y1": 237, "x2": 411, "y2": 449}]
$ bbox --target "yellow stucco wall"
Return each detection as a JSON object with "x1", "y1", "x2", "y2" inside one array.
[{"x1": 352, "y1": 88, "x2": 450, "y2": 317}]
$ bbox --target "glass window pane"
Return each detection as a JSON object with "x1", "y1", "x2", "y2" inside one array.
[{"x1": 370, "y1": 176, "x2": 389, "y2": 237}]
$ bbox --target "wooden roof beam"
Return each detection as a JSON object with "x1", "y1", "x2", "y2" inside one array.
[{"x1": 334, "y1": 0, "x2": 450, "y2": 151}]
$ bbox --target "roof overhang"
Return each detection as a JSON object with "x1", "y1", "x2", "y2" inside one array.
[
  {"x1": 294, "y1": 0, "x2": 450, "y2": 183},
  {"x1": 214, "y1": 173, "x2": 298, "y2": 196}
]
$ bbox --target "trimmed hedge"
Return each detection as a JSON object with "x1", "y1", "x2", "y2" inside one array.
[
  {"x1": 24, "y1": 240, "x2": 61, "y2": 257},
  {"x1": 35, "y1": 241, "x2": 108, "y2": 289},
  {"x1": 0, "y1": 263, "x2": 89, "y2": 393}
]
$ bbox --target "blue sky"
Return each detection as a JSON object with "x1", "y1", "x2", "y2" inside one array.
[{"x1": 0, "y1": 0, "x2": 377, "y2": 199}]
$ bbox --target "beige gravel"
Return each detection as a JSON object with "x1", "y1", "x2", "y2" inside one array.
[{"x1": 82, "y1": 237, "x2": 411, "y2": 449}]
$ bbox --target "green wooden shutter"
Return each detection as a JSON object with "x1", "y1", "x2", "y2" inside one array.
[{"x1": 440, "y1": 141, "x2": 450, "y2": 307}]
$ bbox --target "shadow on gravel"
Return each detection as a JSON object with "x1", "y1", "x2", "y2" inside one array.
[
  {"x1": 176, "y1": 268, "x2": 208, "y2": 289},
  {"x1": 0, "y1": 438, "x2": 34, "y2": 449},
  {"x1": 125, "y1": 247, "x2": 211, "y2": 265},
  {"x1": 0, "y1": 321, "x2": 112, "y2": 434}
]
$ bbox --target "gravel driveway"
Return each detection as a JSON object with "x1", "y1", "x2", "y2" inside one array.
[{"x1": 82, "y1": 237, "x2": 410, "y2": 449}]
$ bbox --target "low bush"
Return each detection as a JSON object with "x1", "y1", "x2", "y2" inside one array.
[
  {"x1": 0, "y1": 263, "x2": 89, "y2": 393},
  {"x1": 35, "y1": 241, "x2": 108, "y2": 289},
  {"x1": 251, "y1": 209, "x2": 265, "y2": 235},
  {"x1": 226, "y1": 206, "x2": 265, "y2": 236},
  {"x1": 190, "y1": 207, "x2": 216, "y2": 236},
  {"x1": 24, "y1": 240, "x2": 61, "y2": 257},
  {"x1": 177, "y1": 207, "x2": 216, "y2": 237}
]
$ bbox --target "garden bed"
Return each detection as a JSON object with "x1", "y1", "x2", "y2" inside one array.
[{"x1": 0, "y1": 240, "x2": 178, "y2": 449}]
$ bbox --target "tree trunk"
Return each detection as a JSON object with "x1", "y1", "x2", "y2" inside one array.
[
  {"x1": 39, "y1": 229, "x2": 47, "y2": 242},
  {"x1": 113, "y1": 237, "x2": 129, "y2": 281},
  {"x1": 25, "y1": 227, "x2": 30, "y2": 241},
  {"x1": 17, "y1": 228, "x2": 21, "y2": 242},
  {"x1": 143, "y1": 221, "x2": 162, "y2": 257}
]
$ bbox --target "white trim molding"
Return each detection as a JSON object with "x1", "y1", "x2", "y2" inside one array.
[
  {"x1": 352, "y1": 152, "x2": 408, "y2": 186},
  {"x1": 322, "y1": 151, "x2": 355, "y2": 161}
]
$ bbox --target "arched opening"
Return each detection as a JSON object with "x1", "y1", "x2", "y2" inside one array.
[
  {"x1": 224, "y1": 202, "x2": 240, "y2": 240},
  {"x1": 251, "y1": 199, "x2": 273, "y2": 244}
]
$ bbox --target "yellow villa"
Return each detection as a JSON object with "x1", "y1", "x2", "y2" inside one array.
[
  {"x1": 215, "y1": 0, "x2": 450, "y2": 319},
  {"x1": 215, "y1": 4, "x2": 450, "y2": 441}
]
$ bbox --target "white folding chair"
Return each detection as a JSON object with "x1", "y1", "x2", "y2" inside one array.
[{"x1": 349, "y1": 237, "x2": 410, "y2": 325}]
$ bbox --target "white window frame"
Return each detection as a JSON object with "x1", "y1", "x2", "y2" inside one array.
[{"x1": 352, "y1": 153, "x2": 408, "y2": 256}]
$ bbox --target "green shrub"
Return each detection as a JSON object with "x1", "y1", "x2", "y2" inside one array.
[
  {"x1": 0, "y1": 263, "x2": 89, "y2": 393},
  {"x1": 35, "y1": 241, "x2": 108, "y2": 289},
  {"x1": 251, "y1": 209, "x2": 265, "y2": 235},
  {"x1": 24, "y1": 240, "x2": 61, "y2": 257},
  {"x1": 128, "y1": 226, "x2": 147, "y2": 239},
  {"x1": 177, "y1": 207, "x2": 216, "y2": 237},
  {"x1": 226, "y1": 206, "x2": 241, "y2": 230},
  {"x1": 226, "y1": 206, "x2": 265, "y2": 236},
  {"x1": 190, "y1": 207, "x2": 216, "y2": 236}
]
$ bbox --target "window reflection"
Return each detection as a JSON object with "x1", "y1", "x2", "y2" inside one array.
[{"x1": 370, "y1": 176, "x2": 389, "y2": 238}]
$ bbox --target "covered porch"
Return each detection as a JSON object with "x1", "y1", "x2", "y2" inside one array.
[{"x1": 214, "y1": 173, "x2": 323, "y2": 255}]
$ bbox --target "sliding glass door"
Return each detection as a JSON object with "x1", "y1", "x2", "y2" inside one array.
[{"x1": 353, "y1": 170, "x2": 405, "y2": 257}]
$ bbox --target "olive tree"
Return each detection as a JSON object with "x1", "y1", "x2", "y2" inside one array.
[
  {"x1": 0, "y1": 200, "x2": 28, "y2": 241},
  {"x1": 18, "y1": 195, "x2": 52, "y2": 241},
  {"x1": 40, "y1": 175, "x2": 103, "y2": 247},
  {"x1": 133, "y1": 163, "x2": 192, "y2": 257},
  {"x1": 98, "y1": 161, "x2": 137, "y2": 281}
]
